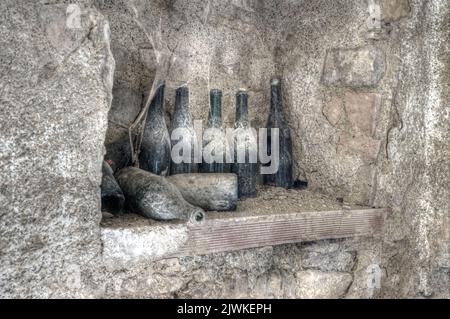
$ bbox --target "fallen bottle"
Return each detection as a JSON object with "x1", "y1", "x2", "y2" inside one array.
[
  {"x1": 105, "y1": 140, "x2": 132, "y2": 173},
  {"x1": 167, "y1": 173, "x2": 238, "y2": 211},
  {"x1": 116, "y1": 167, "x2": 205, "y2": 223},
  {"x1": 101, "y1": 161, "x2": 125, "y2": 215}
]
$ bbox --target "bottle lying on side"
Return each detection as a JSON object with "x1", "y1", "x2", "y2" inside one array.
[
  {"x1": 101, "y1": 161, "x2": 125, "y2": 215},
  {"x1": 167, "y1": 173, "x2": 238, "y2": 212},
  {"x1": 116, "y1": 167, "x2": 205, "y2": 223}
]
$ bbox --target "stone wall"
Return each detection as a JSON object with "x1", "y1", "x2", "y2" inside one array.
[
  {"x1": 0, "y1": 0, "x2": 114, "y2": 297},
  {"x1": 94, "y1": 238, "x2": 381, "y2": 299},
  {"x1": 374, "y1": 0, "x2": 450, "y2": 298}
]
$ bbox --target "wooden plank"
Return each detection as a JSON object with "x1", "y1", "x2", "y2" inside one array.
[{"x1": 174, "y1": 208, "x2": 387, "y2": 257}]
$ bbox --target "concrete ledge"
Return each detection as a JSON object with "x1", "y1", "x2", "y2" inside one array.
[{"x1": 101, "y1": 216, "x2": 188, "y2": 270}]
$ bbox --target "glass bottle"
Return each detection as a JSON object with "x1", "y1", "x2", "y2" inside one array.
[
  {"x1": 201, "y1": 89, "x2": 230, "y2": 173},
  {"x1": 170, "y1": 85, "x2": 198, "y2": 175},
  {"x1": 264, "y1": 79, "x2": 294, "y2": 188},
  {"x1": 233, "y1": 90, "x2": 257, "y2": 198},
  {"x1": 139, "y1": 81, "x2": 171, "y2": 176},
  {"x1": 117, "y1": 167, "x2": 205, "y2": 223}
]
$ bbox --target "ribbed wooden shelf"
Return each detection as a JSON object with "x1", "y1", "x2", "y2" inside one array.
[{"x1": 173, "y1": 208, "x2": 386, "y2": 257}]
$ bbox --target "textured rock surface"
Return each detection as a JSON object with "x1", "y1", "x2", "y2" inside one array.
[
  {"x1": 373, "y1": 0, "x2": 450, "y2": 298},
  {"x1": 0, "y1": 0, "x2": 114, "y2": 298},
  {"x1": 101, "y1": 216, "x2": 188, "y2": 270},
  {"x1": 380, "y1": 0, "x2": 411, "y2": 22},
  {"x1": 301, "y1": 241, "x2": 356, "y2": 272},
  {"x1": 95, "y1": 243, "x2": 361, "y2": 299},
  {"x1": 295, "y1": 271, "x2": 353, "y2": 299},
  {"x1": 322, "y1": 47, "x2": 386, "y2": 87}
]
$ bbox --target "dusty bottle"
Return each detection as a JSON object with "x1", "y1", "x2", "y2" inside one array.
[
  {"x1": 264, "y1": 79, "x2": 294, "y2": 188},
  {"x1": 105, "y1": 140, "x2": 132, "y2": 173},
  {"x1": 201, "y1": 89, "x2": 230, "y2": 173},
  {"x1": 139, "y1": 81, "x2": 171, "y2": 176},
  {"x1": 116, "y1": 167, "x2": 205, "y2": 223},
  {"x1": 101, "y1": 161, "x2": 125, "y2": 215},
  {"x1": 170, "y1": 85, "x2": 198, "y2": 175},
  {"x1": 232, "y1": 90, "x2": 258, "y2": 198},
  {"x1": 167, "y1": 173, "x2": 238, "y2": 211}
]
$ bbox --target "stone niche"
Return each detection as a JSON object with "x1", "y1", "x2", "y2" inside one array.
[{"x1": 0, "y1": 0, "x2": 448, "y2": 299}]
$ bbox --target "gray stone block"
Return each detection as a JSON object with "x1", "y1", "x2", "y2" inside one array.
[{"x1": 321, "y1": 46, "x2": 386, "y2": 87}]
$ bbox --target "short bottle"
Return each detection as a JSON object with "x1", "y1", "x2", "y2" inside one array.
[
  {"x1": 264, "y1": 79, "x2": 294, "y2": 189},
  {"x1": 104, "y1": 140, "x2": 132, "y2": 173},
  {"x1": 233, "y1": 90, "x2": 258, "y2": 198},
  {"x1": 201, "y1": 89, "x2": 231, "y2": 173},
  {"x1": 139, "y1": 81, "x2": 171, "y2": 176},
  {"x1": 170, "y1": 85, "x2": 198, "y2": 175},
  {"x1": 167, "y1": 173, "x2": 238, "y2": 212}
]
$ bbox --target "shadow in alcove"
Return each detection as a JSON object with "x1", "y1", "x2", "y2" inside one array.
[{"x1": 293, "y1": 180, "x2": 309, "y2": 190}]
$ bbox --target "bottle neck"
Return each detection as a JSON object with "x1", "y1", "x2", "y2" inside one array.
[
  {"x1": 149, "y1": 83, "x2": 166, "y2": 117},
  {"x1": 172, "y1": 86, "x2": 192, "y2": 129},
  {"x1": 270, "y1": 79, "x2": 282, "y2": 114},
  {"x1": 175, "y1": 86, "x2": 189, "y2": 113},
  {"x1": 236, "y1": 91, "x2": 249, "y2": 126},
  {"x1": 209, "y1": 89, "x2": 222, "y2": 127}
]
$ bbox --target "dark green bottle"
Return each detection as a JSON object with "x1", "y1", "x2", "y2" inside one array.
[
  {"x1": 139, "y1": 81, "x2": 171, "y2": 176},
  {"x1": 170, "y1": 85, "x2": 198, "y2": 175},
  {"x1": 233, "y1": 91, "x2": 257, "y2": 198},
  {"x1": 264, "y1": 79, "x2": 294, "y2": 188},
  {"x1": 201, "y1": 89, "x2": 230, "y2": 173}
]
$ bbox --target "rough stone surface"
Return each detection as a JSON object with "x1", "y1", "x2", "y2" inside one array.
[
  {"x1": 0, "y1": 0, "x2": 115, "y2": 298},
  {"x1": 380, "y1": 0, "x2": 411, "y2": 22},
  {"x1": 294, "y1": 271, "x2": 353, "y2": 299},
  {"x1": 344, "y1": 92, "x2": 380, "y2": 137},
  {"x1": 373, "y1": 0, "x2": 450, "y2": 298},
  {"x1": 322, "y1": 47, "x2": 386, "y2": 88},
  {"x1": 101, "y1": 216, "x2": 188, "y2": 270},
  {"x1": 301, "y1": 242, "x2": 356, "y2": 272}
]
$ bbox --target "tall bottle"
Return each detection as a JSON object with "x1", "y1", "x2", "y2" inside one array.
[
  {"x1": 264, "y1": 79, "x2": 294, "y2": 188},
  {"x1": 170, "y1": 85, "x2": 198, "y2": 175},
  {"x1": 233, "y1": 90, "x2": 257, "y2": 198},
  {"x1": 139, "y1": 81, "x2": 171, "y2": 176},
  {"x1": 201, "y1": 89, "x2": 230, "y2": 173}
]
